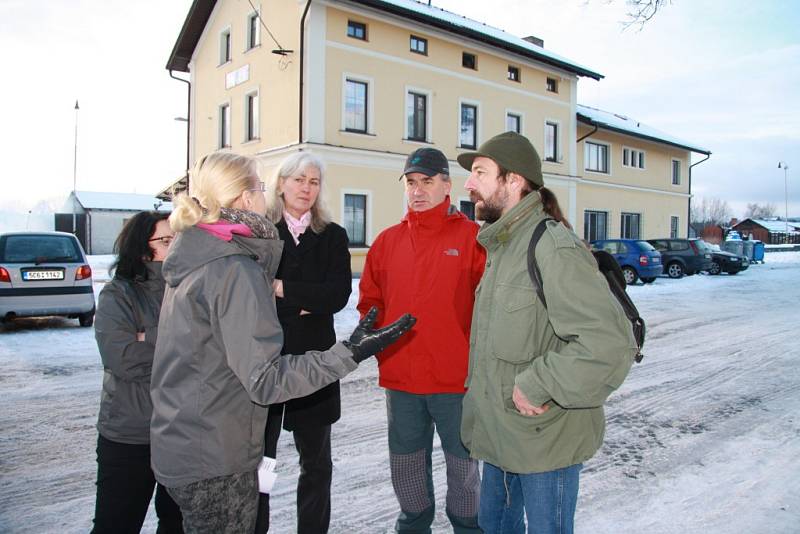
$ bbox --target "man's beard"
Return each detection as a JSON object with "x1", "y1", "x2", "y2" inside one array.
[{"x1": 470, "y1": 188, "x2": 507, "y2": 223}]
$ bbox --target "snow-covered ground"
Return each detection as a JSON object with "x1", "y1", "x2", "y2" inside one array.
[{"x1": 1, "y1": 254, "x2": 798, "y2": 533}]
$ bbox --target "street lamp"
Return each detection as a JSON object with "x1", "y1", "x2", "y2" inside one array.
[{"x1": 778, "y1": 161, "x2": 789, "y2": 236}]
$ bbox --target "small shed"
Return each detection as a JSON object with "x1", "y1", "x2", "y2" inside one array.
[
  {"x1": 56, "y1": 191, "x2": 172, "y2": 254},
  {"x1": 731, "y1": 218, "x2": 800, "y2": 244}
]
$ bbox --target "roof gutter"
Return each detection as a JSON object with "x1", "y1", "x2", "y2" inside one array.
[
  {"x1": 299, "y1": 0, "x2": 312, "y2": 144},
  {"x1": 688, "y1": 153, "x2": 711, "y2": 237},
  {"x1": 169, "y1": 70, "x2": 192, "y2": 190},
  {"x1": 576, "y1": 124, "x2": 598, "y2": 143}
]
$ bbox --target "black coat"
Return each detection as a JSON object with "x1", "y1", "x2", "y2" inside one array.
[{"x1": 273, "y1": 219, "x2": 352, "y2": 430}]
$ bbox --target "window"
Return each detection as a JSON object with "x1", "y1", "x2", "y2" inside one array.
[
  {"x1": 507, "y1": 65, "x2": 520, "y2": 82},
  {"x1": 218, "y1": 103, "x2": 230, "y2": 148},
  {"x1": 546, "y1": 77, "x2": 558, "y2": 93},
  {"x1": 245, "y1": 92, "x2": 259, "y2": 141},
  {"x1": 406, "y1": 91, "x2": 427, "y2": 142},
  {"x1": 506, "y1": 113, "x2": 521, "y2": 134},
  {"x1": 344, "y1": 194, "x2": 367, "y2": 246},
  {"x1": 670, "y1": 216, "x2": 680, "y2": 238},
  {"x1": 623, "y1": 148, "x2": 645, "y2": 169},
  {"x1": 585, "y1": 141, "x2": 609, "y2": 173},
  {"x1": 460, "y1": 103, "x2": 477, "y2": 149},
  {"x1": 462, "y1": 52, "x2": 477, "y2": 70},
  {"x1": 247, "y1": 13, "x2": 260, "y2": 50},
  {"x1": 410, "y1": 35, "x2": 427, "y2": 55},
  {"x1": 621, "y1": 212, "x2": 641, "y2": 239},
  {"x1": 219, "y1": 28, "x2": 231, "y2": 64},
  {"x1": 544, "y1": 121, "x2": 558, "y2": 162},
  {"x1": 347, "y1": 20, "x2": 366, "y2": 40},
  {"x1": 460, "y1": 200, "x2": 475, "y2": 221},
  {"x1": 345, "y1": 79, "x2": 368, "y2": 133},
  {"x1": 672, "y1": 159, "x2": 681, "y2": 185},
  {"x1": 584, "y1": 210, "x2": 608, "y2": 242}
]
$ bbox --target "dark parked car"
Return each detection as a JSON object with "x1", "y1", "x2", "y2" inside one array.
[
  {"x1": 590, "y1": 239, "x2": 662, "y2": 285},
  {"x1": 0, "y1": 231, "x2": 95, "y2": 326},
  {"x1": 704, "y1": 244, "x2": 750, "y2": 275},
  {"x1": 647, "y1": 238, "x2": 713, "y2": 279}
]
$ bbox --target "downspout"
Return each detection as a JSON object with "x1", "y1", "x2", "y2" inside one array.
[
  {"x1": 169, "y1": 70, "x2": 191, "y2": 191},
  {"x1": 688, "y1": 153, "x2": 711, "y2": 237},
  {"x1": 576, "y1": 124, "x2": 598, "y2": 143},
  {"x1": 299, "y1": 0, "x2": 312, "y2": 145}
]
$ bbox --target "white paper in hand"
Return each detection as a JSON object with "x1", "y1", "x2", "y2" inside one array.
[{"x1": 258, "y1": 456, "x2": 278, "y2": 494}]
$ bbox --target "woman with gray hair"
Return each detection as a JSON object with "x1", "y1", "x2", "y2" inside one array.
[
  {"x1": 150, "y1": 151, "x2": 415, "y2": 533},
  {"x1": 255, "y1": 151, "x2": 351, "y2": 534}
]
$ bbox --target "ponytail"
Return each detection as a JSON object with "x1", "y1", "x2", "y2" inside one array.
[{"x1": 538, "y1": 186, "x2": 572, "y2": 230}]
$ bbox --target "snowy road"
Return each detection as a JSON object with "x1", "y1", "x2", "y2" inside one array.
[{"x1": 1, "y1": 253, "x2": 798, "y2": 533}]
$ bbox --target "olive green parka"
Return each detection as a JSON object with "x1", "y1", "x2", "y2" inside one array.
[{"x1": 461, "y1": 192, "x2": 636, "y2": 473}]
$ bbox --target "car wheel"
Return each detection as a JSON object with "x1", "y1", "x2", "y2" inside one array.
[
  {"x1": 667, "y1": 262, "x2": 684, "y2": 279},
  {"x1": 708, "y1": 261, "x2": 721, "y2": 275},
  {"x1": 79, "y1": 311, "x2": 94, "y2": 327},
  {"x1": 641, "y1": 277, "x2": 656, "y2": 284},
  {"x1": 621, "y1": 266, "x2": 638, "y2": 285}
]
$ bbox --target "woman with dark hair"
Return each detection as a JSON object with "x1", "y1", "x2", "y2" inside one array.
[{"x1": 91, "y1": 211, "x2": 183, "y2": 534}]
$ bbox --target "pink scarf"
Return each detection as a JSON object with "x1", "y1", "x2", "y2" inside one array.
[{"x1": 283, "y1": 210, "x2": 311, "y2": 245}]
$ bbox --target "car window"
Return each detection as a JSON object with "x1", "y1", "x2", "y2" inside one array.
[
  {"x1": 694, "y1": 240, "x2": 712, "y2": 252},
  {"x1": 1, "y1": 235, "x2": 83, "y2": 263},
  {"x1": 636, "y1": 240, "x2": 656, "y2": 251},
  {"x1": 670, "y1": 240, "x2": 689, "y2": 251},
  {"x1": 599, "y1": 242, "x2": 618, "y2": 254},
  {"x1": 650, "y1": 240, "x2": 668, "y2": 251},
  {"x1": 617, "y1": 242, "x2": 629, "y2": 254}
]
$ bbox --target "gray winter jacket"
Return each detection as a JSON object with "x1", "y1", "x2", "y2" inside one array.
[
  {"x1": 95, "y1": 262, "x2": 165, "y2": 445},
  {"x1": 150, "y1": 225, "x2": 358, "y2": 488}
]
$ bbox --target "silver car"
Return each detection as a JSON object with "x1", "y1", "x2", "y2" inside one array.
[{"x1": 0, "y1": 231, "x2": 95, "y2": 326}]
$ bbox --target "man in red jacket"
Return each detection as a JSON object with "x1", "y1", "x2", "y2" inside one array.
[{"x1": 358, "y1": 147, "x2": 486, "y2": 533}]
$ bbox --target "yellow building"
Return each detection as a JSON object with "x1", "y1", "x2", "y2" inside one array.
[{"x1": 166, "y1": 0, "x2": 709, "y2": 272}]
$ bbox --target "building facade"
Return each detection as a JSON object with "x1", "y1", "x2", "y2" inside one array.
[{"x1": 167, "y1": 0, "x2": 709, "y2": 271}]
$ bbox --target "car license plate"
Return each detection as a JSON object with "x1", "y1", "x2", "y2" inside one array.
[{"x1": 23, "y1": 270, "x2": 65, "y2": 281}]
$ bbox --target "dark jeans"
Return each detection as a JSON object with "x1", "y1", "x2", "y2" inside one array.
[
  {"x1": 255, "y1": 404, "x2": 334, "y2": 534},
  {"x1": 91, "y1": 434, "x2": 183, "y2": 534}
]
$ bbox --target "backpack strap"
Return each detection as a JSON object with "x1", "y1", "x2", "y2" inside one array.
[{"x1": 527, "y1": 218, "x2": 554, "y2": 308}]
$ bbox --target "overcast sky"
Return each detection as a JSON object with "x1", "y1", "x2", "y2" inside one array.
[{"x1": 2, "y1": 0, "x2": 798, "y2": 219}]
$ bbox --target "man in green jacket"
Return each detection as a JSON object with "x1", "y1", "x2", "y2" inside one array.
[{"x1": 457, "y1": 132, "x2": 636, "y2": 534}]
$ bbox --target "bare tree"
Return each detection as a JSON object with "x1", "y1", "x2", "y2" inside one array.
[
  {"x1": 744, "y1": 202, "x2": 777, "y2": 220},
  {"x1": 691, "y1": 197, "x2": 732, "y2": 226},
  {"x1": 622, "y1": 0, "x2": 672, "y2": 28}
]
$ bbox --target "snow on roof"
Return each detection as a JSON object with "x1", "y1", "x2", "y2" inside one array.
[
  {"x1": 738, "y1": 218, "x2": 800, "y2": 233},
  {"x1": 349, "y1": 0, "x2": 602, "y2": 79},
  {"x1": 577, "y1": 104, "x2": 711, "y2": 154},
  {"x1": 74, "y1": 191, "x2": 172, "y2": 212}
]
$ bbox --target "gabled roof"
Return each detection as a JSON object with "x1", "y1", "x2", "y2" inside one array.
[
  {"x1": 166, "y1": 0, "x2": 602, "y2": 80},
  {"x1": 733, "y1": 218, "x2": 800, "y2": 233},
  {"x1": 577, "y1": 104, "x2": 711, "y2": 155},
  {"x1": 72, "y1": 191, "x2": 173, "y2": 212}
]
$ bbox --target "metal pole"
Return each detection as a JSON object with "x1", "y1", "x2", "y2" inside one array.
[
  {"x1": 779, "y1": 161, "x2": 789, "y2": 237},
  {"x1": 73, "y1": 100, "x2": 79, "y2": 235}
]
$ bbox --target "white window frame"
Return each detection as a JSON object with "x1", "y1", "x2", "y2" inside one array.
[
  {"x1": 341, "y1": 73, "x2": 374, "y2": 135},
  {"x1": 243, "y1": 89, "x2": 259, "y2": 143},
  {"x1": 404, "y1": 86, "x2": 432, "y2": 144},
  {"x1": 620, "y1": 212, "x2": 642, "y2": 239},
  {"x1": 670, "y1": 215, "x2": 680, "y2": 238},
  {"x1": 219, "y1": 26, "x2": 232, "y2": 65},
  {"x1": 585, "y1": 140, "x2": 611, "y2": 174},
  {"x1": 458, "y1": 98, "x2": 481, "y2": 150},
  {"x1": 505, "y1": 109, "x2": 523, "y2": 134},
  {"x1": 671, "y1": 158, "x2": 682, "y2": 186},
  {"x1": 544, "y1": 119, "x2": 562, "y2": 163},
  {"x1": 622, "y1": 146, "x2": 646, "y2": 169},
  {"x1": 245, "y1": 11, "x2": 260, "y2": 51},
  {"x1": 218, "y1": 101, "x2": 231, "y2": 149},
  {"x1": 341, "y1": 189, "x2": 372, "y2": 247}
]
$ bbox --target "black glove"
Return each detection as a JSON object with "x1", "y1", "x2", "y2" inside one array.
[{"x1": 344, "y1": 306, "x2": 416, "y2": 363}]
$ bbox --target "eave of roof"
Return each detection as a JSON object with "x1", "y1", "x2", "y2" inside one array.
[
  {"x1": 166, "y1": 0, "x2": 602, "y2": 80},
  {"x1": 577, "y1": 107, "x2": 711, "y2": 155}
]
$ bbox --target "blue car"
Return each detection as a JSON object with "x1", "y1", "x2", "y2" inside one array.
[{"x1": 590, "y1": 239, "x2": 662, "y2": 285}]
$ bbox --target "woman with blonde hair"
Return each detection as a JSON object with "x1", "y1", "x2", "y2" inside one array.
[
  {"x1": 255, "y1": 151, "x2": 351, "y2": 534},
  {"x1": 149, "y1": 151, "x2": 415, "y2": 533}
]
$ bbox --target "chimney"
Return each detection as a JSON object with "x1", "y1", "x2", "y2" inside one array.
[{"x1": 523, "y1": 35, "x2": 544, "y2": 47}]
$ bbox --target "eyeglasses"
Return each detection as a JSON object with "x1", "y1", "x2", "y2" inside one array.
[
  {"x1": 148, "y1": 235, "x2": 174, "y2": 246},
  {"x1": 249, "y1": 181, "x2": 267, "y2": 192}
]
